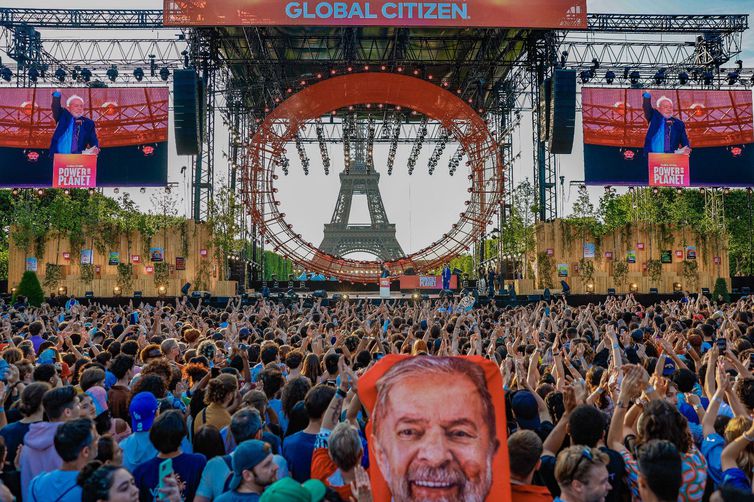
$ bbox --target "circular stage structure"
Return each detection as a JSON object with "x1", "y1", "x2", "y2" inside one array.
[{"x1": 244, "y1": 71, "x2": 503, "y2": 282}]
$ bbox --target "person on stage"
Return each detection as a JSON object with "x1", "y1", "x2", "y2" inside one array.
[
  {"x1": 50, "y1": 90, "x2": 100, "y2": 155},
  {"x1": 380, "y1": 263, "x2": 390, "y2": 279},
  {"x1": 642, "y1": 91, "x2": 691, "y2": 156},
  {"x1": 442, "y1": 263, "x2": 452, "y2": 290}
]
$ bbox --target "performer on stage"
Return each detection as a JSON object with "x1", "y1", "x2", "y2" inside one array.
[
  {"x1": 642, "y1": 91, "x2": 691, "y2": 156},
  {"x1": 50, "y1": 90, "x2": 100, "y2": 155},
  {"x1": 380, "y1": 263, "x2": 390, "y2": 279},
  {"x1": 442, "y1": 263, "x2": 452, "y2": 290}
]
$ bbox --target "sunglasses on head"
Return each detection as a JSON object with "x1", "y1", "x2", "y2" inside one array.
[{"x1": 566, "y1": 447, "x2": 594, "y2": 484}]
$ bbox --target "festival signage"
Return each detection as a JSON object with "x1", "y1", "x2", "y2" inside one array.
[
  {"x1": 675, "y1": 250, "x2": 684, "y2": 258},
  {"x1": 583, "y1": 243, "x2": 595, "y2": 258},
  {"x1": 637, "y1": 242, "x2": 645, "y2": 250},
  {"x1": 145, "y1": 265, "x2": 154, "y2": 273},
  {"x1": 686, "y1": 246, "x2": 697, "y2": 260},
  {"x1": 627, "y1": 250, "x2": 637, "y2": 263},
  {"x1": 546, "y1": 248, "x2": 555, "y2": 257},
  {"x1": 131, "y1": 254, "x2": 140, "y2": 263},
  {"x1": 647, "y1": 153, "x2": 690, "y2": 187},
  {"x1": 379, "y1": 278, "x2": 390, "y2": 299},
  {"x1": 661, "y1": 250, "x2": 672, "y2": 263},
  {"x1": 149, "y1": 247, "x2": 164, "y2": 262},
  {"x1": 52, "y1": 154, "x2": 97, "y2": 188},
  {"x1": 199, "y1": 248, "x2": 208, "y2": 257},
  {"x1": 80, "y1": 249, "x2": 93, "y2": 265},
  {"x1": 399, "y1": 275, "x2": 457, "y2": 290},
  {"x1": 605, "y1": 251, "x2": 613, "y2": 260},
  {"x1": 557, "y1": 263, "x2": 568, "y2": 277},
  {"x1": 175, "y1": 257, "x2": 186, "y2": 271},
  {"x1": 25, "y1": 257, "x2": 37, "y2": 272},
  {"x1": 62, "y1": 252, "x2": 70, "y2": 260},
  {"x1": 164, "y1": 0, "x2": 587, "y2": 29},
  {"x1": 108, "y1": 252, "x2": 120, "y2": 266}
]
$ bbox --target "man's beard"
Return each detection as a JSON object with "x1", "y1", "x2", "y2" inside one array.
[{"x1": 386, "y1": 456, "x2": 494, "y2": 502}]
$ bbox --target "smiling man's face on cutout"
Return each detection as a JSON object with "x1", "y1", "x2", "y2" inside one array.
[{"x1": 372, "y1": 372, "x2": 496, "y2": 502}]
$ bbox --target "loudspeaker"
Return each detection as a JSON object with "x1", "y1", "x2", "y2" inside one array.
[
  {"x1": 649, "y1": 288, "x2": 659, "y2": 294},
  {"x1": 180, "y1": 282, "x2": 191, "y2": 296},
  {"x1": 173, "y1": 69, "x2": 201, "y2": 155},
  {"x1": 85, "y1": 291, "x2": 94, "y2": 298},
  {"x1": 549, "y1": 69, "x2": 577, "y2": 154}
]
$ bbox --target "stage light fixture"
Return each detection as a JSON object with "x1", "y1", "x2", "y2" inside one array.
[
  {"x1": 113, "y1": 188, "x2": 119, "y2": 193},
  {"x1": 448, "y1": 145, "x2": 464, "y2": 176},
  {"x1": 133, "y1": 68, "x2": 144, "y2": 81},
  {"x1": 11, "y1": 188, "x2": 18, "y2": 196},
  {"x1": 673, "y1": 282, "x2": 682, "y2": 292},
  {"x1": 88, "y1": 187, "x2": 95, "y2": 195},
  {"x1": 63, "y1": 189, "x2": 70, "y2": 195},
  {"x1": 54, "y1": 68, "x2": 66, "y2": 82},
  {"x1": 140, "y1": 187, "x2": 146, "y2": 193},
  {"x1": 159, "y1": 67, "x2": 170, "y2": 81},
  {"x1": 386, "y1": 114, "x2": 401, "y2": 175},
  {"x1": 36, "y1": 188, "x2": 44, "y2": 196},
  {"x1": 106, "y1": 65, "x2": 119, "y2": 82},
  {"x1": 158, "y1": 285, "x2": 167, "y2": 297},
  {"x1": 703, "y1": 71, "x2": 714, "y2": 85},
  {"x1": 407, "y1": 117, "x2": 428, "y2": 175},
  {"x1": 678, "y1": 71, "x2": 689, "y2": 85},
  {"x1": 586, "y1": 283, "x2": 594, "y2": 293},
  {"x1": 28, "y1": 67, "x2": 39, "y2": 83},
  {"x1": 149, "y1": 54, "x2": 157, "y2": 77},
  {"x1": 629, "y1": 283, "x2": 638, "y2": 293},
  {"x1": 629, "y1": 71, "x2": 641, "y2": 86},
  {"x1": 728, "y1": 70, "x2": 740, "y2": 85},
  {"x1": 295, "y1": 134, "x2": 310, "y2": 175},
  {"x1": 57, "y1": 286, "x2": 67, "y2": 296},
  {"x1": 623, "y1": 67, "x2": 630, "y2": 80},
  {"x1": 428, "y1": 128, "x2": 449, "y2": 175},
  {"x1": 653, "y1": 68, "x2": 666, "y2": 85},
  {"x1": 604, "y1": 70, "x2": 615, "y2": 84},
  {"x1": 80, "y1": 68, "x2": 92, "y2": 82},
  {"x1": 113, "y1": 286, "x2": 122, "y2": 297},
  {"x1": 0, "y1": 67, "x2": 12, "y2": 82},
  {"x1": 560, "y1": 51, "x2": 568, "y2": 66}
]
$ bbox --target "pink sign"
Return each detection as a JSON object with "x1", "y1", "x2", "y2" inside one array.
[
  {"x1": 675, "y1": 250, "x2": 684, "y2": 258},
  {"x1": 52, "y1": 154, "x2": 98, "y2": 188},
  {"x1": 648, "y1": 153, "x2": 690, "y2": 187},
  {"x1": 62, "y1": 252, "x2": 70, "y2": 260},
  {"x1": 714, "y1": 256, "x2": 721, "y2": 264},
  {"x1": 605, "y1": 251, "x2": 613, "y2": 260},
  {"x1": 637, "y1": 242, "x2": 645, "y2": 250},
  {"x1": 145, "y1": 265, "x2": 154, "y2": 273},
  {"x1": 546, "y1": 248, "x2": 554, "y2": 256},
  {"x1": 131, "y1": 255, "x2": 140, "y2": 263},
  {"x1": 200, "y1": 248, "x2": 208, "y2": 257}
]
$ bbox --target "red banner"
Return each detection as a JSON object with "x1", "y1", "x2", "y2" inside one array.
[
  {"x1": 648, "y1": 153, "x2": 690, "y2": 187},
  {"x1": 399, "y1": 275, "x2": 457, "y2": 290},
  {"x1": 164, "y1": 0, "x2": 586, "y2": 28},
  {"x1": 52, "y1": 154, "x2": 97, "y2": 188}
]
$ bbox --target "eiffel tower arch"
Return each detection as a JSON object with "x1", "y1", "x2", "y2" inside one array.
[{"x1": 319, "y1": 120, "x2": 405, "y2": 261}]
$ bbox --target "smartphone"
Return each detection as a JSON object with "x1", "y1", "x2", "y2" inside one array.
[
  {"x1": 129, "y1": 312, "x2": 139, "y2": 325},
  {"x1": 374, "y1": 353, "x2": 385, "y2": 361},
  {"x1": 544, "y1": 306, "x2": 550, "y2": 317},
  {"x1": 716, "y1": 338, "x2": 727, "y2": 351},
  {"x1": 157, "y1": 458, "x2": 173, "y2": 500}
]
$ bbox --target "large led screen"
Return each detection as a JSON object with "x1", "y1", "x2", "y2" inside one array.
[
  {"x1": 163, "y1": 0, "x2": 586, "y2": 28},
  {"x1": 582, "y1": 88, "x2": 754, "y2": 187},
  {"x1": 0, "y1": 87, "x2": 169, "y2": 188}
]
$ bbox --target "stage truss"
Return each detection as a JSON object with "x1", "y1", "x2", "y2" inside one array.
[{"x1": 245, "y1": 72, "x2": 502, "y2": 282}]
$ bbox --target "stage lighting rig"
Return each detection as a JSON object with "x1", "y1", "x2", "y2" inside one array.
[
  {"x1": 80, "y1": 68, "x2": 92, "y2": 82},
  {"x1": 653, "y1": 68, "x2": 666, "y2": 85},
  {"x1": 604, "y1": 70, "x2": 615, "y2": 84},
  {"x1": 386, "y1": 114, "x2": 401, "y2": 176},
  {"x1": 315, "y1": 119, "x2": 330, "y2": 175},
  {"x1": 28, "y1": 67, "x2": 39, "y2": 83},
  {"x1": 678, "y1": 71, "x2": 689, "y2": 85},
  {"x1": 728, "y1": 70, "x2": 740, "y2": 85},
  {"x1": 428, "y1": 128, "x2": 449, "y2": 175},
  {"x1": 343, "y1": 115, "x2": 353, "y2": 174},
  {"x1": 448, "y1": 145, "x2": 464, "y2": 176},
  {"x1": 133, "y1": 68, "x2": 145, "y2": 81},
  {"x1": 54, "y1": 68, "x2": 66, "y2": 82},
  {"x1": 295, "y1": 134, "x2": 309, "y2": 175},
  {"x1": 407, "y1": 118, "x2": 428, "y2": 175},
  {"x1": 0, "y1": 67, "x2": 12, "y2": 82},
  {"x1": 159, "y1": 67, "x2": 170, "y2": 81},
  {"x1": 367, "y1": 118, "x2": 376, "y2": 169},
  {"x1": 106, "y1": 65, "x2": 119, "y2": 82}
]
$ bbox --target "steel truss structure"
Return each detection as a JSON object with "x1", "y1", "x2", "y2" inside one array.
[{"x1": 0, "y1": 8, "x2": 750, "y2": 277}]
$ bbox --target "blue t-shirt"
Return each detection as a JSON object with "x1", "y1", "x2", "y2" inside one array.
[
  {"x1": 282, "y1": 431, "x2": 317, "y2": 483},
  {"x1": 0, "y1": 420, "x2": 30, "y2": 467},
  {"x1": 27, "y1": 469, "x2": 81, "y2": 502},
  {"x1": 216, "y1": 492, "x2": 261, "y2": 502},
  {"x1": 268, "y1": 398, "x2": 288, "y2": 434},
  {"x1": 701, "y1": 433, "x2": 725, "y2": 488},
  {"x1": 133, "y1": 452, "x2": 206, "y2": 502},
  {"x1": 650, "y1": 118, "x2": 666, "y2": 153}
]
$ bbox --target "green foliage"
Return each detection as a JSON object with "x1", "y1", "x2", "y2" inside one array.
[
  {"x1": 194, "y1": 258, "x2": 211, "y2": 292},
  {"x1": 263, "y1": 250, "x2": 294, "y2": 281},
  {"x1": 646, "y1": 259, "x2": 663, "y2": 284},
  {"x1": 42, "y1": 263, "x2": 64, "y2": 291},
  {"x1": 537, "y1": 252, "x2": 555, "y2": 289},
  {"x1": 578, "y1": 258, "x2": 595, "y2": 285},
  {"x1": 14, "y1": 271, "x2": 44, "y2": 306},
  {"x1": 682, "y1": 260, "x2": 699, "y2": 290},
  {"x1": 154, "y1": 262, "x2": 170, "y2": 288},
  {"x1": 80, "y1": 263, "x2": 95, "y2": 285},
  {"x1": 501, "y1": 179, "x2": 536, "y2": 258},
  {"x1": 613, "y1": 261, "x2": 629, "y2": 287},
  {"x1": 116, "y1": 263, "x2": 136, "y2": 293},
  {"x1": 713, "y1": 277, "x2": 730, "y2": 303},
  {"x1": 207, "y1": 186, "x2": 243, "y2": 280},
  {"x1": 0, "y1": 249, "x2": 6, "y2": 282}
]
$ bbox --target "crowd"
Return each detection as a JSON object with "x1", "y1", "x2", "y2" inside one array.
[{"x1": 0, "y1": 291, "x2": 753, "y2": 501}]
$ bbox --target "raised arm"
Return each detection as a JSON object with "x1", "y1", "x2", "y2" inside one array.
[
  {"x1": 642, "y1": 92, "x2": 654, "y2": 123},
  {"x1": 51, "y1": 91, "x2": 63, "y2": 122}
]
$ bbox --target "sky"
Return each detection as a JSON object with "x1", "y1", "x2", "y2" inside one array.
[{"x1": 2, "y1": 0, "x2": 754, "y2": 258}]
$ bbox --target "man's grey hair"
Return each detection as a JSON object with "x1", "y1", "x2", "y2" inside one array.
[
  {"x1": 372, "y1": 356, "x2": 497, "y2": 440},
  {"x1": 656, "y1": 96, "x2": 673, "y2": 108},
  {"x1": 66, "y1": 95, "x2": 84, "y2": 107},
  {"x1": 329, "y1": 421, "x2": 363, "y2": 471}
]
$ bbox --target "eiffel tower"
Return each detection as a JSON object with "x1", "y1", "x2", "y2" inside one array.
[{"x1": 319, "y1": 120, "x2": 405, "y2": 261}]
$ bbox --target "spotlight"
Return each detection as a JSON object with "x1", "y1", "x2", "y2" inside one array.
[
  {"x1": 113, "y1": 286, "x2": 122, "y2": 297},
  {"x1": 673, "y1": 282, "x2": 682, "y2": 292},
  {"x1": 728, "y1": 70, "x2": 740, "y2": 85},
  {"x1": 586, "y1": 283, "x2": 594, "y2": 293},
  {"x1": 412, "y1": 292, "x2": 419, "y2": 300},
  {"x1": 28, "y1": 67, "x2": 39, "y2": 83},
  {"x1": 629, "y1": 71, "x2": 641, "y2": 86},
  {"x1": 731, "y1": 146, "x2": 744, "y2": 157},
  {"x1": 133, "y1": 68, "x2": 144, "y2": 81},
  {"x1": 703, "y1": 71, "x2": 714, "y2": 85},
  {"x1": 10, "y1": 288, "x2": 16, "y2": 295},
  {"x1": 106, "y1": 65, "x2": 119, "y2": 82},
  {"x1": 63, "y1": 189, "x2": 70, "y2": 195},
  {"x1": 88, "y1": 187, "x2": 95, "y2": 195},
  {"x1": 11, "y1": 188, "x2": 18, "y2": 196},
  {"x1": 54, "y1": 68, "x2": 66, "y2": 82},
  {"x1": 604, "y1": 70, "x2": 615, "y2": 84},
  {"x1": 57, "y1": 286, "x2": 67, "y2": 296},
  {"x1": 36, "y1": 188, "x2": 44, "y2": 196},
  {"x1": 579, "y1": 69, "x2": 592, "y2": 83},
  {"x1": 0, "y1": 67, "x2": 12, "y2": 82},
  {"x1": 653, "y1": 68, "x2": 666, "y2": 85},
  {"x1": 159, "y1": 67, "x2": 170, "y2": 81},
  {"x1": 629, "y1": 283, "x2": 638, "y2": 293},
  {"x1": 80, "y1": 68, "x2": 92, "y2": 82},
  {"x1": 140, "y1": 187, "x2": 146, "y2": 193},
  {"x1": 158, "y1": 285, "x2": 167, "y2": 297},
  {"x1": 678, "y1": 71, "x2": 689, "y2": 85}
]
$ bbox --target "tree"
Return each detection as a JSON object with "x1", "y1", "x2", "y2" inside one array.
[{"x1": 14, "y1": 271, "x2": 44, "y2": 306}]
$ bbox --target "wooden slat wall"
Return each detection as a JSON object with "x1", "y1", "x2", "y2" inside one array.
[
  {"x1": 8, "y1": 220, "x2": 237, "y2": 297},
  {"x1": 530, "y1": 220, "x2": 729, "y2": 295}
]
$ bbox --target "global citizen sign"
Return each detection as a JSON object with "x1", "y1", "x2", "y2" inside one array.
[{"x1": 163, "y1": 0, "x2": 587, "y2": 28}]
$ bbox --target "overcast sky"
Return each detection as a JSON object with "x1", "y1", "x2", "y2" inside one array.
[{"x1": 2, "y1": 0, "x2": 753, "y2": 258}]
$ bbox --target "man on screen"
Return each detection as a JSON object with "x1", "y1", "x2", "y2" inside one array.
[
  {"x1": 642, "y1": 91, "x2": 691, "y2": 156},
  {"x1": 371, "y1": 357, "x2": 499, "y2": 502},
  {"x1": 50, "y1": 91, "x2": 100, "y2": 155}
]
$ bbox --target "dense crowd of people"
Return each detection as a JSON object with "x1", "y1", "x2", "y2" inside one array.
[{"x1": 0, "y1": 292, "x2": 754, "y2": 501}]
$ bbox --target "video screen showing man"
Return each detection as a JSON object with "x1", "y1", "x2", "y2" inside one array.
[
  {"x1": 370, "y1": 357, "x2": 500, "y2": 502},
  {"x1": 50, "y1": 90, "x2": 100, "y2": 155},
  {"x1": 642, "y1": 91, "x2": 691, "y2": 156}
]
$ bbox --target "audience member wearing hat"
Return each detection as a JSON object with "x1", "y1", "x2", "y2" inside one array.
[{"x1": 215, "y1": 440, "x2": 278, "y2": 502}]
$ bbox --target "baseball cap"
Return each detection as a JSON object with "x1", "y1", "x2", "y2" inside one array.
[
  {"x1": 229, "y1": 440, "x2": 273, "y2": 491},
  {"x1": 511, "y1": 390, "x2": 540, "y2": 430},
  {"x1": 260, "y1": 477, "x2": 326, "y2": 502},
  {"x1": 129, "y1": 392, "x2": 158, "y2": 432},
  {"x1": 630, "y1": 329, "x2": 645, "y2": 342}
]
